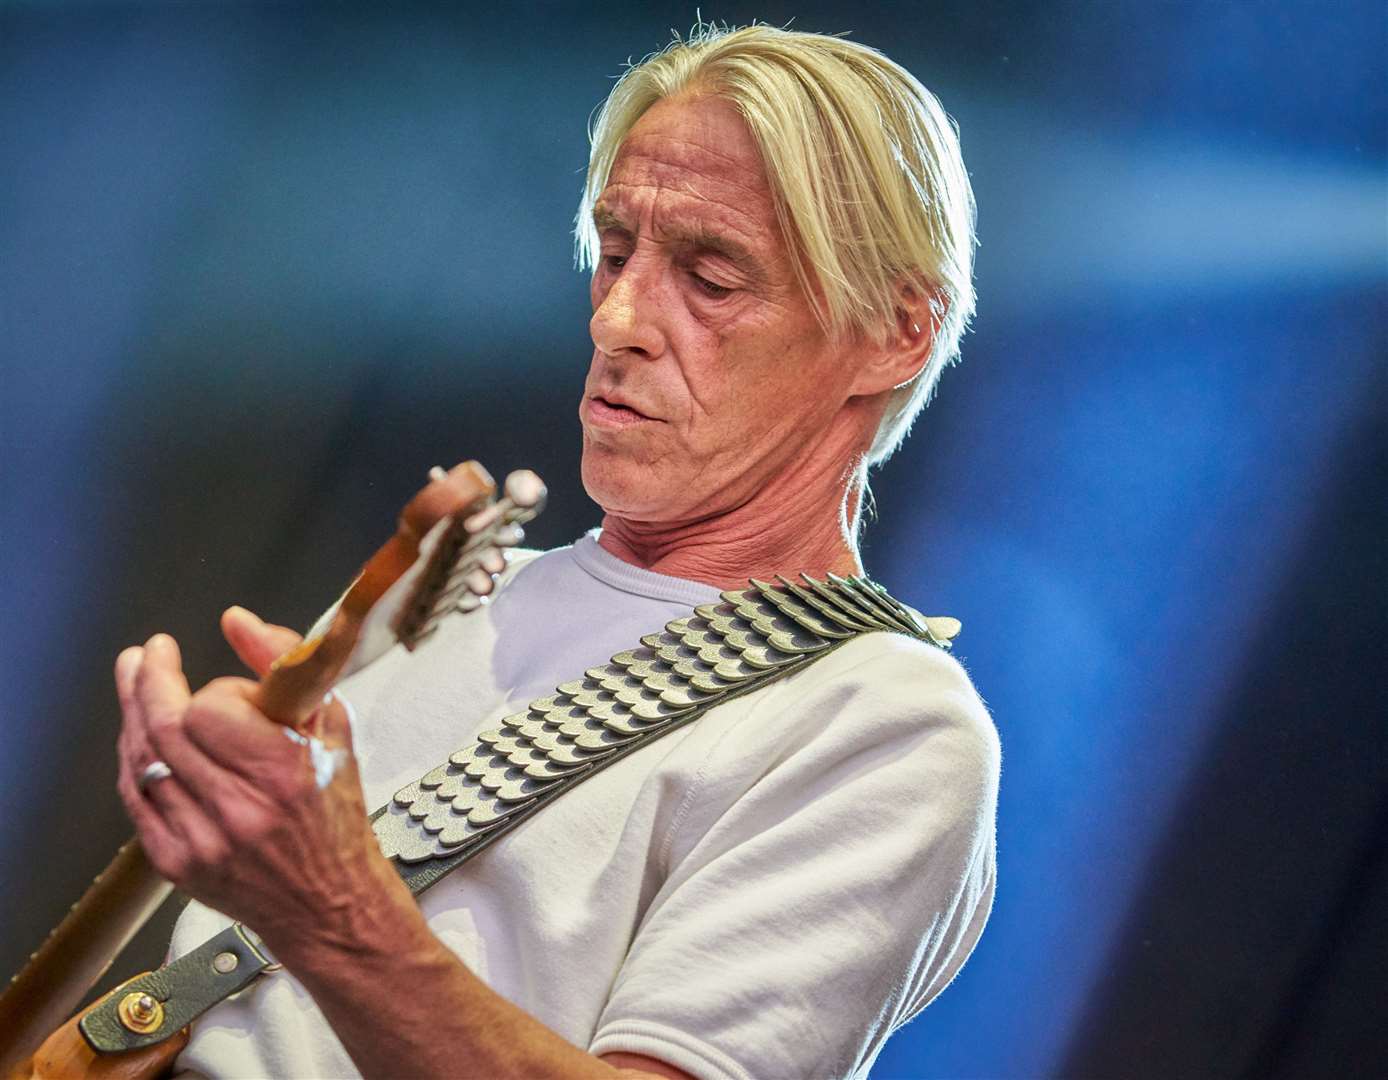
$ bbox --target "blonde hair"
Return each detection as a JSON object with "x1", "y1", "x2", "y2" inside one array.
[{"x1": 575, "y1": 22, "x2": 977, "y2": 464}]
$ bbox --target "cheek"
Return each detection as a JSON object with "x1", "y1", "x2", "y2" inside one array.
[
  {"x1": 692, "y1": 341, "x2": 804, "y2": 437},
  {"x1": 701, "y1": 359, "x2": 840, "y2": 466}
]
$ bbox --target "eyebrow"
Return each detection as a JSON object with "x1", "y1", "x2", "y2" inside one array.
[{"x1": 591, "y1": 202, "x2": 766, "y2": 281}]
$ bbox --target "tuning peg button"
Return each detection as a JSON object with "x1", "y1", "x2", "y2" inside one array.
[
  {"x1": 504, "y1": 470, "x2": 546, "y2": 510},
  {"x1": 465, "y1": 568, "x2": 494, "y2": 596}
]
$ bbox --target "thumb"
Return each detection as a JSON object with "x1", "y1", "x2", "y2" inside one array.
[{"x1": 221, "y1": 605, "x2": 303, "y2": 678}]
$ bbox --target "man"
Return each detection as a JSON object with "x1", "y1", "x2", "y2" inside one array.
[{"x1": 116, "y1": 24, "x2": 997, "y2": 1080}]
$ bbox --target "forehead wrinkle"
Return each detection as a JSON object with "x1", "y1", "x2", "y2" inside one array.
[
  {"x1": 612, "y1": 120, "x2": 774, "y2": 204},
  {"x1": 616, "y1": 155, "x2": 770, "y2": 208},
  {"x1": 599, "y1": 183, "x2": 765, "y2": 245},
  {"x1": 594, "y1": 182, "x2": 782, "y2": 277},
  {"x1": 617, "y1": 128, "x2": 769, "y2": 195}
]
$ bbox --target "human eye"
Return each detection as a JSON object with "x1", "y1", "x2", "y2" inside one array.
[
  {"x1": 601, "y1": 253, "x2": 628, "y2": 271},
  {"x1": 691, "y1": 271, "x2": 733, "y2": 298}
]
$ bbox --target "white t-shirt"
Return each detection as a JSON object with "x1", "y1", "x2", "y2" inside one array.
[{"x1": 170, "y1": 533, "x2": 999, "y2": 1080}]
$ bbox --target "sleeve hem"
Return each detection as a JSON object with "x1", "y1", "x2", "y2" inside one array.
[{"x1": 590, "y1": 1018, "x2": 751, "y2": 1080}]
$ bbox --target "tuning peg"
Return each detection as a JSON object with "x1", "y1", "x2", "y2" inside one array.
[
  {"x1": 464, "y1": 567, "x2": 495, "y2": 597},
  {"x1": 463, "y1": 469, "x2": 546, "y2": 535},
  {"x1": 504, "y1": 469, "x2": 547, "y2": 511}
]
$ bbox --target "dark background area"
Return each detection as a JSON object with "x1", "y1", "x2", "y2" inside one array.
[{"x1": 1, "y1": 2, "x2": 1384, "y2": 1077}]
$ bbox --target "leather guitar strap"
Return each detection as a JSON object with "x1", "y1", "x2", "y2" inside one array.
[{"x1": 80, "y1": 573, "x2": 957, "y2": 1053}]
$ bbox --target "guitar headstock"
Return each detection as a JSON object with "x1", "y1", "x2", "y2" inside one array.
[
  {"x1": 394, "y1": 466, "x2": 547, "y2": 648},
  {"x1": 260, "y1": 461, "x2": 545, "y2": 725}
]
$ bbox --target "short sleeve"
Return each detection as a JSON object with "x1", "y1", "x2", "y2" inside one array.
[{"x1": 588, "y1": 634, "x2": 1000, "y2": 1080}]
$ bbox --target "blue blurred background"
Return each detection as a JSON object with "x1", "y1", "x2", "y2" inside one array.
[{"x1": 2, "y1": 2, "x2": 1384, "y2": 1076}]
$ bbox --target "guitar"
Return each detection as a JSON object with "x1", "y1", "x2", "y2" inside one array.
[{"x1": 0, "y1": 461, "x2": 546, "y2": 1079}]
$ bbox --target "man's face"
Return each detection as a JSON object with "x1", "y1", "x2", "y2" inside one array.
[{"x1": 580, "y1": 95, "x2": 865, "y2": 523}]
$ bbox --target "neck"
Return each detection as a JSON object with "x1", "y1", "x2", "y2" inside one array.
[{"x1": 598, "y1": 452, "x2": 867, "y2": 592}]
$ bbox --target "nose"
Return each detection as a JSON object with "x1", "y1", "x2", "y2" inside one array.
[{"x1": 589, "y1": 256, "x2": 666, "y2": 361}]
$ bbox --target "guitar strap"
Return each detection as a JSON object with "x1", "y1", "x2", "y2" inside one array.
[{"x1": 80, "y1": 573, "x2": 958, "y2": 1054}]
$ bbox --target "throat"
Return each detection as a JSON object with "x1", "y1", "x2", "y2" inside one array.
[{"x1": 596, "y1": 498, "x2": 863, "y2": 591}]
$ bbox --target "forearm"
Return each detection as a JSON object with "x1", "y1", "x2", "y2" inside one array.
[{"x1": 269, "y1": 863, "x2": 621, "y2": 1080}]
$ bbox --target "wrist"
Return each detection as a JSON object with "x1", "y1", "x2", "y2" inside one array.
[{"x1": 265, "y1": 850, "x2": 427, "y2": 976}]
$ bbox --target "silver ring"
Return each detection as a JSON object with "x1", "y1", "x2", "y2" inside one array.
[{"x1": 138, "y1": 759, "x2": 173, "y2": 793}]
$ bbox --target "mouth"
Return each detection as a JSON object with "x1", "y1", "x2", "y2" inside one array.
[{"x1": 586, "y1": 394, "x2": 659, "y2": 427}]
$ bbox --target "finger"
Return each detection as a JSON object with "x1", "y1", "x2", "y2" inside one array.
[
  {"x1": 114, "y1": 677, "x2": 192, "y2": 879},
  {"x1": 113, "y1": 642, "x2": 218, "y2": 882},
  {"x1": 135, "y1": 634, "x2": 192, "y2": 722},
  {"x1": 116, "y1": 757, "x2": 185, "y2": 871},
  {"x1": 221, "y1": 606, "x2": 303, "y2": 679},
  {"x1": 115, "y1": 646, "x2": 154, "y2": 777},
  {"x1": 130, "y1": 636, "x2": 192, "y2": 793},
  {"x1": 115, "y1": 646, "x2": 145, "y2": 709},
  {"x1": 140, "y1": 771, "x2": 233, "y2": 870}
]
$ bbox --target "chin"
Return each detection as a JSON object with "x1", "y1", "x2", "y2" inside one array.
[{"x1": 580, "y1": 443, "x2": 670, "y2": 519}]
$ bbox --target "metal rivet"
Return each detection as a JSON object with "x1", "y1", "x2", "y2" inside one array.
[
  {"x1": 212, "y1": 951, "x2": 239, "y2": 974},
  {"x1": 117, "y1": 991, "x2": 164, "y2": 1034}
]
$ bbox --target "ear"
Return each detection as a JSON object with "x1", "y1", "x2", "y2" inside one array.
[{"x1": 848, "y1": 281, "x2": 946, "y2": 398}]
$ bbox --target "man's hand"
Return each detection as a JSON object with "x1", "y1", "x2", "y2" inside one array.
[
  {"x1": 114, "y1": 608, "x2": 408, "y2": 961},
  {"x1": 113, "y1": 609, "x2": 695, "y2": 1080}
]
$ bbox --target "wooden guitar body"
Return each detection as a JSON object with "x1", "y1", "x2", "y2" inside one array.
[{"x1": 12, "y1": 979, "x2": 188, "y2": 1080}]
